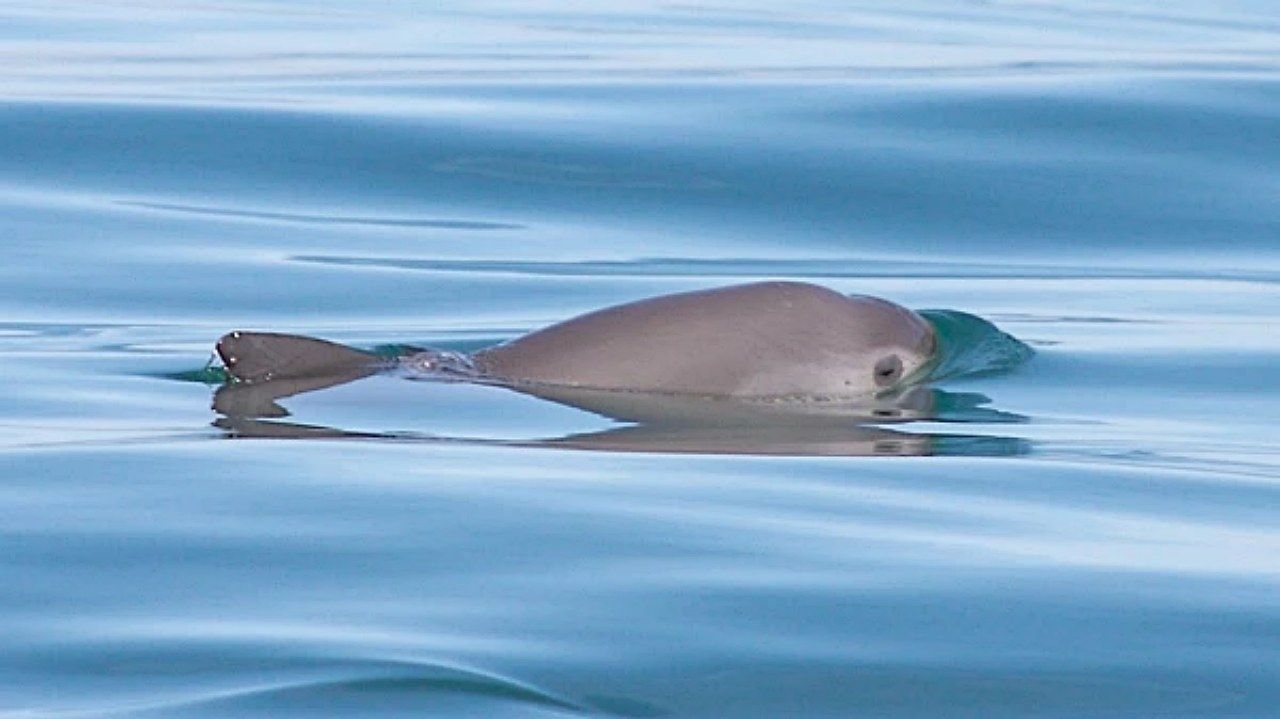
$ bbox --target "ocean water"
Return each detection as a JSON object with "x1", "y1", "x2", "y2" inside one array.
[{"x1": 2, "y1": 1, "x2": 1279, "y2": 717}]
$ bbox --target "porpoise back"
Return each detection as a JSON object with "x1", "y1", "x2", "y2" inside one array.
[{"x1": 474, "y1": 281, "x2": 935, "y2": 398}]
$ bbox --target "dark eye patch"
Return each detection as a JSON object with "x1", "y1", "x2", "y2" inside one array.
[{"x1": 873, "y1": 355, "x2": 903, "y2": 387}]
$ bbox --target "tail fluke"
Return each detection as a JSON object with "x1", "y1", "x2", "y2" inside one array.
[{"x1": 216, "y1": 331, "x2": 381, "y2": 383}]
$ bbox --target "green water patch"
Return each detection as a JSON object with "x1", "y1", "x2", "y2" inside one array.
[
  {"x1": 920, "y1": 309, "x2": 1034, "y2": 382},
  {"x1": 929, "y1": 433, "x2": 1032, "y2": 456},
  {"x1": 929, "y1": 390, "x2": 1027, "y2": 424},
  {"x1": 369, "y1": 343, "x2": 424, "y2": 359},
  {"x1": 160, "y1": 359, "x2": 230, "y2": 385}
]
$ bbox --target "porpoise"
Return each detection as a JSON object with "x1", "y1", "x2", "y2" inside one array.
[{"x1": 216, "y1": 281, "x2": 938, "y2": 401}]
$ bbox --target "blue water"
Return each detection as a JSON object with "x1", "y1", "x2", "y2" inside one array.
[{"x1": 2, "y1": 1, "x2": 1279, "y2": 716}]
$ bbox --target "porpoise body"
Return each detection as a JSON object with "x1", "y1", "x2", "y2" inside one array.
[
  {"x1": 473, "y1": 281, "x2": 935, "y2": 397},
  {"x1": 216, "y1": 281, "x2": 937, "y2": 402}
]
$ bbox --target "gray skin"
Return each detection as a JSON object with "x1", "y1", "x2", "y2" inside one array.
[
  {"x1": 472, "y1": 281, "x2": 936, "y2": 398},
  {"x1": 215, "y1": 282, "x2": 938, "y2": 417}
]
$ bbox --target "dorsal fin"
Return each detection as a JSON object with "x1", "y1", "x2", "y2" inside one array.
[{"x1": 216, "y1": 331, "x2": 379, "y2": 383}]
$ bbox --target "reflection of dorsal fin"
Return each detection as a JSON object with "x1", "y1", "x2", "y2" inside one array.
[{"x1": 216, "y1": 331, "x2": 380, "y2": 383}]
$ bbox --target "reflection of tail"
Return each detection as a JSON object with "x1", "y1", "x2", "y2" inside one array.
[
  {"x1": 216, "y1": 331, "x2": 385, "y2": 383},
  {"x1": 213, "y1": 368, "x2": 380, "y2": 418}
]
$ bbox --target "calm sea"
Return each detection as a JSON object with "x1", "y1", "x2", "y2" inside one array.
[{"x1": 1, "y1": 2, "x2": 1278, "y2": 717}]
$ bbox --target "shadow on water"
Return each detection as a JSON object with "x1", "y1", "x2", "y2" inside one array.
[{"x1": 174, "y1": 309, "x2": 1033, "y2": 458}]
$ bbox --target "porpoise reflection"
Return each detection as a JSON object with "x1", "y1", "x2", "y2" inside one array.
[
  {"x1": 210, "y1": 281, "x2": 1028, "y2": 457},
  {"x1": 213, "y1": 411, "x2": 1024, "y2": 458}
]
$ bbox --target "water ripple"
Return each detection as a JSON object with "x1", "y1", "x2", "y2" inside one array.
[
  {"x1": 119, "y1": 201, "x2": 523, "y2": 230},
  {"x1": 289, "y1": 255, "x2": 1280, "y2": 283},
  {"x1": 153, "y1": 666, "x2": 593, "y2": 718}
]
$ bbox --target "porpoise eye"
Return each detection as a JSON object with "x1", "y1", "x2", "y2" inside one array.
[{"x1": 873, "y1": 355, "x2": 903, "y2": 387}]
